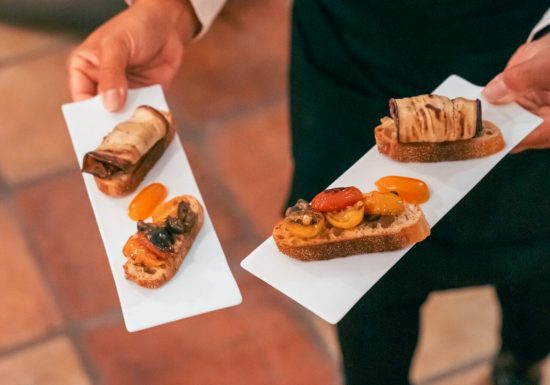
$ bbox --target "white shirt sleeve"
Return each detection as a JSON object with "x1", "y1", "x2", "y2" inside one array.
[
  {"x1": 528, "y1": 7, "x2": 550, "y2": 41},
  {"x1": 189, "y1": 0, "x2": 226, "y2": 38}
]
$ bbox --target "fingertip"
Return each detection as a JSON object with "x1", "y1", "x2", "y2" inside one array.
[
  {"x1": 482, "y1": 74, "x2": 515, "y2": 104},
  {"x1": 101, "y1": 88, "x2": 126, "y2": 112}
]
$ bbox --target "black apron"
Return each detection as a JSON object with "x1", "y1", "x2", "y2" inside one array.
[
  {"x1": 289, "y1": 2, "x2": 550, "y2": 383},
  {"x1": 289, "y1": 0, "x2": 550, "y2": 283}
]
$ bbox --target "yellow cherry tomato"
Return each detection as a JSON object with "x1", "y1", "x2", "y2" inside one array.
[
  {"x1": 151, "y1": 196, "x2": 189, "y2": 223},
  {"x1": 283, "y1": 212, "x2": 325, "y2": 238},
  {"x1": 128, "y1": 183, "x2": 168, "y2": 221},
  {"x1": 326, "y1": 203, "x2": 365, "y2": 229},
  {"x1": 363, "y1": 191, "x2": 405, "y2": 215},
  {"x1": 375, "y1": 176, "x2": 430, "y2": 204}
]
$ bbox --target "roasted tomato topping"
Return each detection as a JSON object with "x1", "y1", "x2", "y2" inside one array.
[
  {"x1": 363, "y1": 191, "x2": 405, "y2": 215},
  {"x1": 326, "y1": 201, "x2": 365, "y2": 229},
  {"x1": 283, "y1": 199, "x2": 325, "y2": 238},
  {"x1": 310, "y1": 187, "x2": 363, "y2": 212},
  {"x1": 375, "y1": 176, "x2": 429, "y2": 204}
]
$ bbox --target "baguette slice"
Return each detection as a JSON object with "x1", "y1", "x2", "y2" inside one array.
[
  {"x1": 123, "y1": 195, "x2": 204, "y2": 288},
  {"x1": 273, "y1": 205, "x2": 430, "y2": 261},
  {"x1": 90, "y1": 107, "x2": 174, "y2": 196},
  {"x1": 375, "y1": 117, "x2": 505, "y2": 162}
]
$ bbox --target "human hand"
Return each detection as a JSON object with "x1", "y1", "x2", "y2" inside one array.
[
  {"x1": 482, "y1": 32, "x2": 550, "y2": 153},
  {"x1": 68, "y1": 0, "x2": 199, "y2": 111}
]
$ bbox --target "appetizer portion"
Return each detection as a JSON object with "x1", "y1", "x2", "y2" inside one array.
[
  {"x1": 123, "y1": 195, "x2": 204, "y2": 288},
  {"x1": 375, "y1": 94, "x2": 505, "y2": 162},
  {"x1": 273, "y1": 179, "x2": 430, "y2": 261},
  {"x1": 82, "y1": 105, "x2": 174, "y2": 196}
]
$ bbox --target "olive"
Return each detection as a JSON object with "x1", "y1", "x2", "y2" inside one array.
[
  {"x1": 166, "y1": 216, "x2": 186, "y2": 234},
  {"x1": 147, "y1": 228, "x2": 174, "y2": 251},
  {"x1": 137, "y1": 220, "x2": 154, "y2": 233},
  {"x1": 364, "y1": 214, "x2": 382, "y2": 221}
]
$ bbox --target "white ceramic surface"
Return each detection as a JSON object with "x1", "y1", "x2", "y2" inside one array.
[
  {"x1": 62, "y1": 85, "x2": 242, "y2": 332},
  {"x1": 241, "y1": 75, "x2": 542, "y2": 324}
]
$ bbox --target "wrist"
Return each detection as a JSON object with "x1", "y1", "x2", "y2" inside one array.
[{"x1": 128, "y1": 0, "x2": 200, "y2": 44}]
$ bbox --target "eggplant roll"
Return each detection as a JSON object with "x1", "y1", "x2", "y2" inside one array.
[
  {"x1": 82, "y1": 106, "x2": 171, "y2": 178},
  {"x1": 389, "y1": 95, "x2": 481, "y2": 143}
]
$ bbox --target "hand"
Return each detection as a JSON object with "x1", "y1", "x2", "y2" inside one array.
[
  {"x1": 482, "y1": 32, "x2": 550, "y2": 153},
  {"x1": 68, "y1": 0, "x2": 199, "y2": 111}
]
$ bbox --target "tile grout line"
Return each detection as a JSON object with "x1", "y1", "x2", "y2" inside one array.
[
  {"x1": 3, "y1": 189, "x2": 103, "y2": 385},
  {"x1": 415, "y1": 352, "x2": 496, "y2": 385}
]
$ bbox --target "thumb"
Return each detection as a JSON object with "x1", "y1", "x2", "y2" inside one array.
[
  {"x1": 483, "y1": 58, "x2": 550, "y2": 104},
  {"x1": 98, "y1": 38, "x2": 129, "y2": 112}
]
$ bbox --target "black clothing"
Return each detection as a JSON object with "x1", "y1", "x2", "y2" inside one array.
[{"x1": 289, "y1": 1, "x2": 550, "y2": 384}]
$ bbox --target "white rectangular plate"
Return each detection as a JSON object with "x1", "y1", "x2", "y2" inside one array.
[
  {"x1": 62, "y1": 85, "x2": 242, "y2": 332},
  {"x1": 241, "y1": 75, "x2": 542, "y2": 324}
]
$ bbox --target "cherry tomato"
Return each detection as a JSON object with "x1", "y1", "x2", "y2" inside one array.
[
  {"x1": 363, "y1": 191, "x2": 405, "y2": 215},
  {"x1": 151, "y1": 196, "x2": 182, "y2": 223},
  {"x1": 128, "y1": 183, "x2": 168, "y2": 221},
  {"x1": 283, "y1": 211, "x2": 325, "y2": 238},
  {"x1": 375, "y1": 176, "x2": 430, "y2": 204},
  {"x1": 310, "y1": 187, "x2": 363, "y2": 212},
  {"x1": 123, "y1": 233, "x2": 166, "y2": 267},
  {"x1": 326, "y1": 202, "x2": 365, "y2": 229}
]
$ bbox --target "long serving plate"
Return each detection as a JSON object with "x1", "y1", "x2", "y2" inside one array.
[
  {"x1": 241, "y1": 75, "x2": 542, "y2": 324},
  {"x1": 62, "y1": 85, "x2": 242, "y2": 332}
]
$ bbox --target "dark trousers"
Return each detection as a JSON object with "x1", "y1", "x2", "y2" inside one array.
[
  {"x1": 288, "y1": 1, "x2": 550, "y2": 384},
  {"x1": 337, "y1": 249, "x2": 550, "y2": 385}
]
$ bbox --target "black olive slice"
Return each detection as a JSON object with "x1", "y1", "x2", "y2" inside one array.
[
  {"x1": 147, "y1": 228, "x2": 174, "y2": 251},
  {"x1": 364, "y1": 214, "x2": 382, "y2": 221},
  {"x1": 166, "y1": 216, "x2": 186, "y2": 234}
]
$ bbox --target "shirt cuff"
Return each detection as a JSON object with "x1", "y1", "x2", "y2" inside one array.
[
  {"x1": 528, "y1": 7, "x2": 550, "y2": 41},
  {"x1": 125, "y1": 0, "x2": 225, "y2": 40}
]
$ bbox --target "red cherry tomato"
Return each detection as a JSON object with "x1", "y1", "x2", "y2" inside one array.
[{"x1": 310, "y1": 187, "x2": 363, "y2": 212}]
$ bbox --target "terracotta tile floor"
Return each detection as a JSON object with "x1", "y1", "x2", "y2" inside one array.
[{"x1": 1, "y1": 1, "x2": 545, "y2": 384}]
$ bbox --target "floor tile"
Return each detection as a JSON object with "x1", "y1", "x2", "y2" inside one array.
[
  {"x1": 168, "y1": 0, "x2": 290, "y2": 128},
  {"x1": 15, "y1": 171, "x2": 119, "y2": 321},
  {"x1": 180, "y1": 137, "x2": 262, "y2": 267},
  {"x1": 0, "y1": 44, "x2": 78, "y2": 185},
  {"x1": 0, "y1": 23, "x2": 70, "y2": 64},
  {"x1": 411, "y1": 286, "x2": 499, "y2": 383},
  {"x1": 0, "y1": 200, "x2": 61, "y2": 351},
  {"x1": 0, "y1": 336, "x2": 91, "y2": 385},
  {"x1": 83, "y1": 272, "x2": 339, "y2": 385},
  {"x1": 208, "y1": 102, "x2": 293, "y2": 238}
]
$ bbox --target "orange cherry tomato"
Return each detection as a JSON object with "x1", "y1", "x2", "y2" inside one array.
[
  {"x1": 363, "y1": 191, "x2": 405, "y2": 215},
  {"x1": 375, "y1": 176, "x2": 430, "y2": 204},
  {"x1": 310, "y1": 187, "x2": 363, "y2": 212},
  {"x1": 128, "y1": 183, "x2": 168, "y2": 221}
]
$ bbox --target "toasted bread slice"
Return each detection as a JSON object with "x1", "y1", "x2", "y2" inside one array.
[
  {"x1": 123, "y1": 195, "x2": 204, "y2": 288},
  {"x1": 375, "y1": 117, "x2": 505, "y2": 162},
  {"x1": 273, "y1": 205, "x2": 430, "y2": 261},
  {"x1": 90, "y1": 107, "x2": 174, "y2": 196}
]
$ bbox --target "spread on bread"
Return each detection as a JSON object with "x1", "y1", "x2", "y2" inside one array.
[
  {"x1": 273, "y1": 178, "x2": 431, "y2": 261},
  {"x1": 375, "y1": 94, "x2": 505, "y2": 162},
  {"x1": 123, "y1": 195, "x2": 204, "y2": 288},
  {"x1": 128, "y1": 182, "x2": 168, "y2": 221},
  {"x1": 82, "y1": 105, "x2": 174, "y2": 196}
]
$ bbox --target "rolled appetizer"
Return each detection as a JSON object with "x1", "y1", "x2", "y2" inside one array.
[
  {"x1": 82, "y1": 105, "x2": 174, "y2": 196},
  {"x1": 375, "y1": 94, "x2": 505, "y2": 162}
]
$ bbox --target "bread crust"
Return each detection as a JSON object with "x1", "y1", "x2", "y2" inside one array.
[
  {"x1": 273, "y1": 206, "x2": 430, "y2": 261},
  {"x1": 90, "y1": 106, "x2": 174, "y2": 196},
  {"x1": 375, "y1": 118, "x2": 505, "y2": 162},
  {"x1": 123, "y1": 195, "x2": 204, "y2": 288}
]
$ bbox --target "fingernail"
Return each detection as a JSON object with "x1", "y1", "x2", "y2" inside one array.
[
  {"x1": 101, "y1": 88, "x2": 123, "y2": 112},
  {"x1": 482, "y1": 75, "x2": 510, "y2": 102}
]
